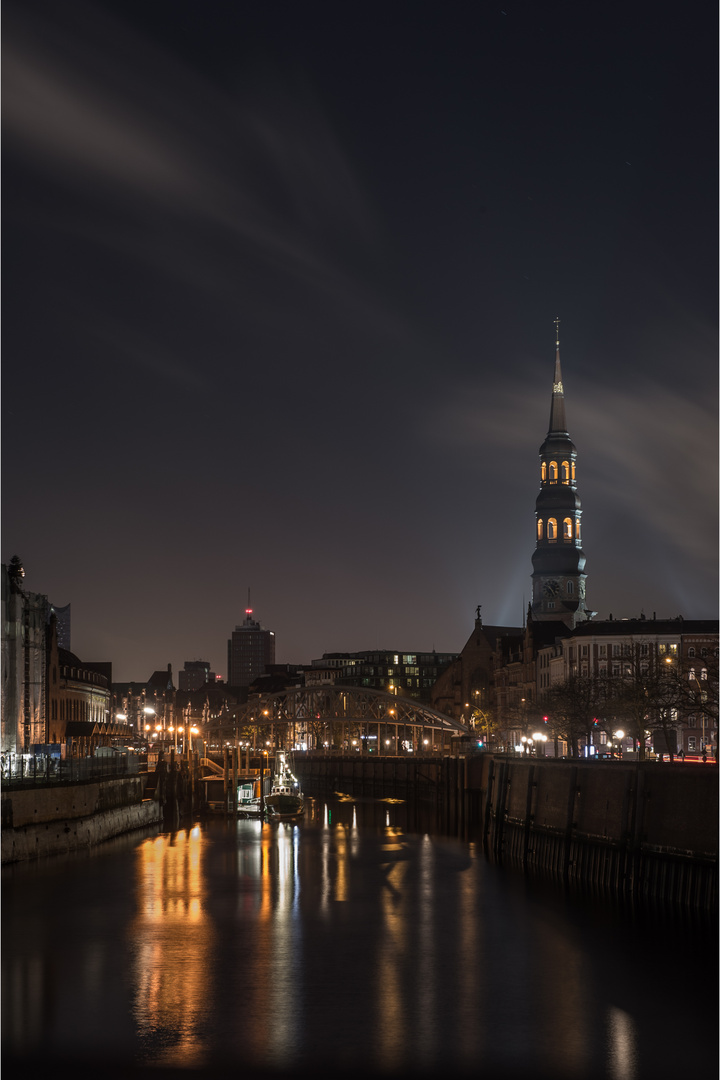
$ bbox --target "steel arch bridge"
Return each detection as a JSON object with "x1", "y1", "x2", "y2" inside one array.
[{"x1": 212, "y1": 686, "x2": 468, "y2": 752}]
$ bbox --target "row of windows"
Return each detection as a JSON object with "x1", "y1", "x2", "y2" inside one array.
[
  {"x1": 541, "y1": 460, "x2": 575, "y2": 484},
  {"x1": 571, "y1": 643, "x2": 680, "y2": 659},
  {"x1": 568, "y1": 663, "x2": 709, "y2": 681},
  {"x1": 351, "y1": 666, "x2": 437, "y2": 678},
  {"x1": 537, "y1": 517, "x2": 581, "y2": 542},
  {"x1": 358, "y1": 677, "x2": 433, "y2": 689}
]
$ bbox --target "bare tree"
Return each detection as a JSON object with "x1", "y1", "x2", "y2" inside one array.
[
  {"x1": 606, "y1": 646, "x2": 687, "y2": 761},
  {"x1": 543, "y1": 675, "x2": 604, "y2": 758}
]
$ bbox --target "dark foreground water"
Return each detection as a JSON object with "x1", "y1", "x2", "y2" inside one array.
[{"x1": 2, "y1": 796, "x2": 717, "y2": 1080}]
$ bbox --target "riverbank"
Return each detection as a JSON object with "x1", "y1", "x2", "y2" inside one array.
[{"x1": 1, "y1": 777, "x2": 162, "y2": 863}]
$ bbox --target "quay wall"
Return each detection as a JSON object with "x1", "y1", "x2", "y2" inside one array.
[
  {"x1": 292, "y1": 753, "x2": 718, "y2": 908},
  {"x1": 1, "y1": 778, "x2": 161, "y2": 864}
]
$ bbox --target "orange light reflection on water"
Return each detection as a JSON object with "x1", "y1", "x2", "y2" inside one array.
[{"x1": 130, "y1": 826, "x2": 214, "y2": 1068}]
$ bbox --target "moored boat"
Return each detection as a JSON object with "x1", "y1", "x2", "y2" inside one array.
[{"x1": 265, "y1": 755, "x2": 304, "y2": 818}]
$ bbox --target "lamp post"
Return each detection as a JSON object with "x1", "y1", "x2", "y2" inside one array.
[
  {"x1": 143, "y1": 705, "x2": 155, "y2": 742},
  {"x1": 532, "y1": 732, "x2": 548, "y2": 758},
  {"x1": 613, "y1": 729, "x2": 625, "y2": 759}
]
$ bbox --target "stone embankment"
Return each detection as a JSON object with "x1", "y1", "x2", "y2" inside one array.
[
  {"x1": 293, "y1": 752, "x2": 718, "y2": 909},
  {"x1": 1, "y1": 777, "x2": 162, "y2": 864}
]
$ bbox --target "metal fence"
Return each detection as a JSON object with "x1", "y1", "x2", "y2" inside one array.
[{"x1": 1, "y1": 753, "x2": 146, "y2": 788}]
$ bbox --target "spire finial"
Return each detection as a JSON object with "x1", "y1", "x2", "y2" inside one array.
[{"x1": 553, "y1": 315, "x2": 560, "y2": 348}]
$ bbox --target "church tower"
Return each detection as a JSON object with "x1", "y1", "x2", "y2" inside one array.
[{"x1": 531, "y1": 319, "x2": 588, "y2": 627}]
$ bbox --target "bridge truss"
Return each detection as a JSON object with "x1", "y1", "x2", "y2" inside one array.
[{"x1": 206, "y1": 686, "x2": 468, "y2": 753}]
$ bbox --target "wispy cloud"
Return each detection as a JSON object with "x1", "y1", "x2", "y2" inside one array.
[
  {"x1": 3, "y1": 2, "x2": 409, "y2": 348},
  {"x1": 428, "y1": 367, "x2": 718, "y2": 572}
]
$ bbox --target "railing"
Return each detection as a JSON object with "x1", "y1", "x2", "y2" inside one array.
[{"x1": 1, "y1": 754, "x2": 146, "y2": 788}]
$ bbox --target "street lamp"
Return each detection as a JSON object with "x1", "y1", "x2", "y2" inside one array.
[
  {"x1": 143, "y1": 705, "x2": 156, "y2": 738},
  {"x1": 613, "y1": 729, "x2": 625, "y2": 759},
  {"x1": 532, "y1": 732, "x2": 548, "y2": 757}
]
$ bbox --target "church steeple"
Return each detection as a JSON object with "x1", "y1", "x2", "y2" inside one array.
[
  {"x1": 531, "y1": 319, "x2": 588, "y2": 628},
  {"x1": 548, "y1": 316, "x2": 567, "y2": 434}
]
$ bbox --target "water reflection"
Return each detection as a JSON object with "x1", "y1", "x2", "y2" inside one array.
[
  {"x1": 607, "y1": 1005, "x2": 638, "y2": 1080},
  {"x1": 2, "y1": 797, "x2": 715, "y2": 1080},
  {"x1": 131, "y1": 826, "x2": 214, "y2": 1067}
]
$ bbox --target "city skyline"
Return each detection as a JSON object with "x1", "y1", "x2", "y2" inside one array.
[{"x1": 3, "y1": 1, "x2": 717, "y2": 683}]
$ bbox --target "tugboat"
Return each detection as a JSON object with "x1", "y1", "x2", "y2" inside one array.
[{"x1": 265, "y1": 754, "x2": 304, "y2": 819}]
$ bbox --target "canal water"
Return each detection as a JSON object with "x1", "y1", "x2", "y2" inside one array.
[{"x1": 2, "y1": 795, "x2": 717, "y2": 1080}]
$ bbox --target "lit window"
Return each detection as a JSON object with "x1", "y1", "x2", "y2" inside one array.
[
  {"x1": 549, "y1": 461, "x2": 558, "y2": 481},
  {"x1": 547, "y1": 518, "x2": 557, "y2": 541},
  {"x1": 575, "y1": 520, "x2": 581, "y2": 540},
  {"x1": 701, "y1": 668, "x2": 708, "y2": 680},
  {"x1": 571, "y1": 462, "x2": 576, "y2": 481},
  {"x1": 561, "y1": 461, "x2": 570, "y2": 483},
  {"x1": 537, "y1": 518, "x2": 544, "y2": 540},
  {"x1": 541, "y1": 462, "x2": 547, "y2": 482},
  {"x1": 688, "y1": 668, "x2": 695, "y2": 681},
  {"x1": 563, "y1": 517, "x2": 573, "y2": 540}
]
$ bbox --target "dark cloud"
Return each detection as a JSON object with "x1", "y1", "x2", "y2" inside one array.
[{"x1": 3, "y1": 0, "x2": 717, "y2": 680}]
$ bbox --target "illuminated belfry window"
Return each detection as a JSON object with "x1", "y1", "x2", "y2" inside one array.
[
  {"x1": 537, "y1": 518, "x2": 544, "y2": 540},
  {"x1": 563, "y1": 517, "x2": 573, "y2": 540},
  {"x1": 561, "y1": 461, "x2": 570, "y2": 483},
  {"x1": 547, "y1": 518, "x2": 557, "y2": 541},
  {"x1": 575, "y1": 519, "x2": 581, "y2": 540},
  {"x1": 549, "y1": 461, "x2": 558, "y2": 482},
  {"x1": 571, "y1": 462, "x2": 576, "y2": 482},
  {"x1": 541, "y1": 462, "x2": 547, "y2": 482}
]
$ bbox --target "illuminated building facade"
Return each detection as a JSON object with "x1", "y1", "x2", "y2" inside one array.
[{"x1": 313, "y1": 650, "x2": 457, "y2": 702}]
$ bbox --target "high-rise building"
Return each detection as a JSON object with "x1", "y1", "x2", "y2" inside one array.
[{"x1": 227, "y1": 606, "x2": 275, "y2": 687}]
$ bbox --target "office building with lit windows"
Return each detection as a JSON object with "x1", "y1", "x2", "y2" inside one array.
[{"x1": 227, "y1": 608, "x2": 275, "y2": 687}]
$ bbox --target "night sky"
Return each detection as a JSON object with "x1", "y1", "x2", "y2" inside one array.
[{"x1": 3, "y1": 1, "x2": 718, "y2": 683}]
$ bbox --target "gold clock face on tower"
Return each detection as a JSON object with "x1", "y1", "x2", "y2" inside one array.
[{"x1": 543, "y1": 579, "x2": 560, "y2": 598}]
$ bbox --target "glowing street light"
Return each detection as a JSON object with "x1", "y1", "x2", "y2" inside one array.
[{"x1": 613, "y1": 729, "x2": 625, "y2": 758}]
